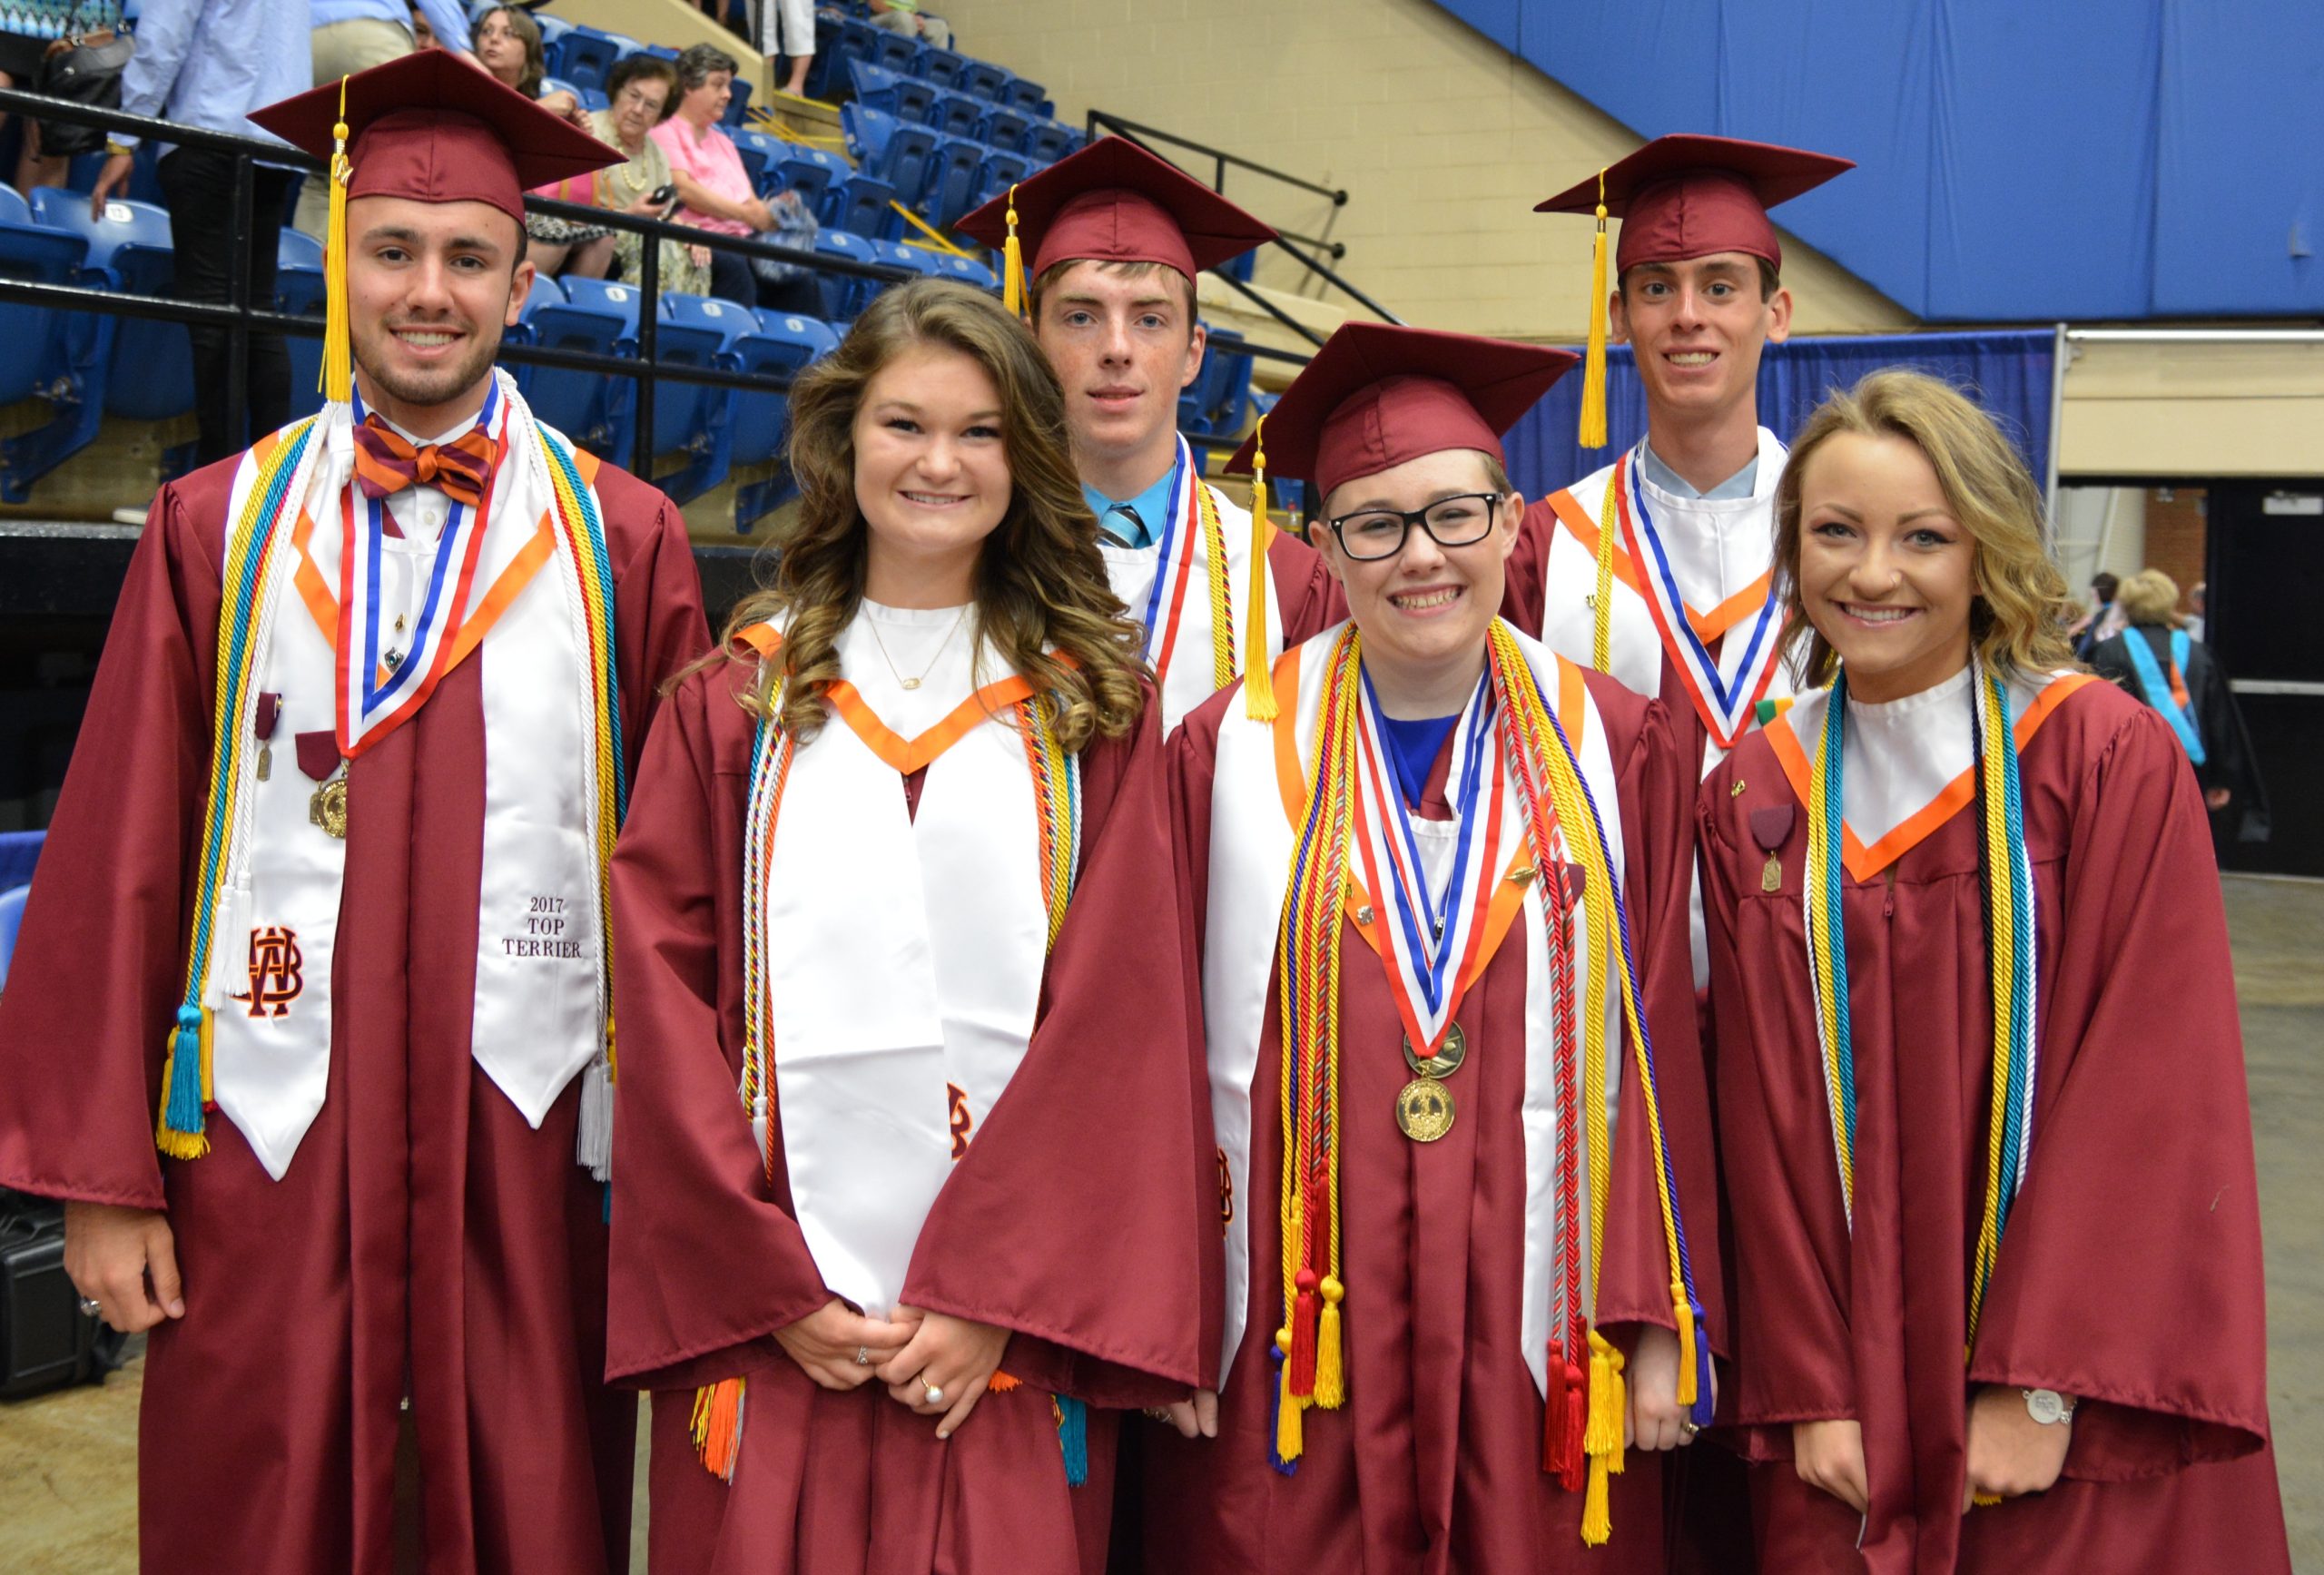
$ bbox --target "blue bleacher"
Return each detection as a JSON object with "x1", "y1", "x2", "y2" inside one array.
[
  {"x1": 979, "y1": 105, "x2": 1032, "y2": 156},
  {"x1": 826, "y1": 172, "x2": 898, "y2": 240},
  {"x1": 864, "y1": 26, "x2": 920, "y2": 75},
  {"x1": 648, "y1": 292, "x2": 754, "y2": 502},
  {"x1": 728, "y1": 309, "x2": 842, "y2": 529},
  {"x1": 842, "y1": 103, "x2": 940, "y2": 219},
  {"x1": 803, "y1": 12, "x2": 857, "y2": 101},
  {"x1": 956, "y1": 58, "x2": 1010, "y2": 103},
  {"x1": 731, "y1": 125, "x2": 785, "y2": 191},
  {"x1": 868, "y1": 238, "x2": 938, "y2": 279},
  {"x1": 278, "y1": 228, "x2": 328, "y2": 419},
  {"x1": 810, "y1": 229, "x2": 881, "y2": 321},
  {"x1": 849, "y1": 58, "x2": 938, "y2": 125},
  {"x1": 0, "y1": 183, "x2": 88, "y2": 419},
  {"x1": 1182, "y1": 328, "x2": 1258, "y2": 457},
  {"x1": 921, "y1": 136, "x2": 988, "y2": 228},
  {"x1": 912, "y1": 45, "x2": 966, "y2": 92},
  {"x1": 519, "y1": 275, "x2": 638, "y2": 458},
  {"x1": 1001, "y1": 77, "x2": 1054, "y2": 118},
  {"x1": 1022, "y1": 120, "x2": 1078, "y2": 165},
  {"x1": 532, "y1": 12, "x2": 575, "y2": 53},
  {"x1": 928, "y1": 90, "x2": 985, "y2": 142},
  {"x1": 549, "y1": 25, "x2": 622, "y2": 93},
  {"x1": 976, "y1": 148, "x2": 1033, "y2": 209},
  {"x1": 924, "y1": 251, "x2": 1000, "y2": 294},
  {"x1": 773, "y1": 145, "x2": 848, "y2": 211},
  {"x1": 723, "y1": 74, "x2": 754, "y2": 127}
]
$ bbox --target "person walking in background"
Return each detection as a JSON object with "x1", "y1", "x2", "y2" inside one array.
[
  {"x1": 1700, "y1": 370, "x2": 2288, "y2": 1574},
  {"x1": 88, "y1": 0, "x2": 308, "y2": 467},
  {"x1": 0, "y1": 55, "x2": 707, "y2": 1571},
  {"x1": 2090, "y1": 567, "x2": 2268, "y2": 853},
  {"x1": 2068, "y1": 570, "x2": 2122, "y2": 659},
  {"x1": 606, "y1": 279, "x2": 1211, "y2": 1575}
]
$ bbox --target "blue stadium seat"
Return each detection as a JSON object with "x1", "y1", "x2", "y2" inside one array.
[
  {"x1": 924, "y1": 251, "x2": 999, "y2": 294},
  {"x1": 0, "y1": 883, "x2": 29, "y2": 992},
  {"x1": 1181, "y1": 328, "x2": 1257, "y2": 454},
  {"x1": 774, "y1": 146, "x2": 846, "y2": 211},
  {"x1": 978, "y1": 104, "x2": 1031, "y2": 155},
  {"x1": 825, "y1": 172, "x2": 898, "y2": 240},
  {"x1": 723, "y1": 74, "x2": 753, "y2": 126},
  {"x1": 928, "y1": 89, "x2": 985, "y2": 141},
  {"x1": 975, "y1": 148, "x2": 1032, "y2": 209},
  {"x1": 533, "y1": 11, "x2": 575, "y2": 53},
  {"x1": 1022, "y1": 120, "x2": 1078, "y2": 166},
  {"x1": 912, "y1": 44, "x2": 966, "y2": 92},
  {"x1": 848, "y1": 58, "x2": 938, "y2": 125},
  {"x1": 598, "y1": 32, "x2": 646, "y2": 60},
  {"x1": 869, "y1": 238, "x2": 939, "y2": 278},
  {"x1": 921, "y1": 136, "x2": 988, "y2": 228},
  {"x1": 278, "y1": 229, "x2": 329, "y2": 419},
  {"x1": 957, "y1": 59, "x2": 1010, "y2": 103},
  {"x1": 843, "y1": 103, "x2": 940, "y2": 215},
  {"x1": 729, "y1": 309, "x2": 842, "y2": 529},
  {"x1": 731, "y1": 125, "x2": 784, "y2": 191},
  {"x1": 810, "y1": 229, "x2": 881, "y2": 321},
  {"x1": 865, "y1": 27, "x2": 919, "y2": 74},
  {"x1": 1002, "y1": 77, "x2": 1053, "y2": 118},
  {"x1": 804, "y1": 13, "x2": 861, "y2": 101},
  {"x1": 0, "y1": 185, "x2": 90, "y2": 489},
  {"x1": 649, "y1": 293, "x2": 754, "y2": 502},
  {"x1": 552, "y1": 26, "x2": 621, "y2": 94},
  {"x1": 520, "y1": 275, "x2": 639, "y2": 458}
]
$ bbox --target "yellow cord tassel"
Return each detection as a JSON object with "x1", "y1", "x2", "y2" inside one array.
[
  {"x1": 1581, "y1": 1450, "x2": 1613, "y2": 1544},
  {"x1": 691, "y1": 1376, "x2": 746, "y2": 1482},
  {"x1": 320, "y1": 77, "x2": 353, "y2": 401},
  {"x1": 1577, "y1": 171, "x2": 1610, "y2": 449},
  {"x1": 1312, "y1": 1274, "x2": 1344, "y2": 1408},
  {"x1": 1673, "y1": 1283, "x2": 1699, "y2": 1409},
  {"x1": 1580, "y1": 1327, "x2": 1625, "y2": 1545},
  {"x1": 1274, "y1": 1345, "x2": 1305, "y2": 1462},
  {"x1": 1001, "y1": 183, "x2": 1026, "y2": 320},
  {"x1": 153, "y1": 1009, "x2": 213, "y2": 1160},
  {"x1": 1241, "y1": 414, "x2": 1278, "y2": 720}
]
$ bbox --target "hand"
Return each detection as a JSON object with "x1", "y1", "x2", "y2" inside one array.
[
  {"x1": 773, "y1": 1296, "x2": 918, "y2": 1392},
  {"x1": 687, "y1": 244, "x2": 711, "y2": 268},
  {"x1": 875, "y1": 1305, "x2": 1010, "y2": 1439},
  {"x1": 1159, "y1": 1388, "x2": 1219, "y2": 1439},
  {"x1": 625, "y1": 192, "x2": 667, "y2": 217},
  {"x1": 90, "y1": 152, "x2": 135, "y2": 218},
  {"x1": 2204, "y1": 786, "x2": 2231, "y2": 811},
  {"x1": 1793, "y1": 1418, "x2": 1869, "y2": 1514},
  {"x1": 64, "y1": 1201, "x2": 184, "y2": 1333},
  {"x1": 1624, "y1": 1324, "x2": 1700, "y2": 1451},
  {"x1": 741, "y1": 197, "x2": 776, "y2": 232},
  {"x1": 1964, "y1": 1385, "x2": 2072, "y2": 1509}
]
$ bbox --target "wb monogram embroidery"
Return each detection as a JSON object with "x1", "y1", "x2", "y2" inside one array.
[
  {"x1": 231, "y1": 926, "x2": 304, "y2": 1018},
  {"x1": 948, "y1": 1082, "x2": 973, "y2": 1160}
]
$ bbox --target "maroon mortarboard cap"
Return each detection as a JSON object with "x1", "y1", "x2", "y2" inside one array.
[
  {"x1": 1534, "y1": 133, "x2": 1854, "y2": 272},
  {"x1": 1226, "y1": 323, "x2": 1577, "y2": 506},
  {"x1": 249, "y1": 49, "x2": 617, "y2": 224},
  {"x1": 957, "y1": 135, "x2": 1277, "y2": 281}
]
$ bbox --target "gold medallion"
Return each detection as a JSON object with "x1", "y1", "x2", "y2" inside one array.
[
  {"x1": 1402, "y1": 1019, "x2": 1469, "y2": 1080},
  {"x1": 310, "y1": 776, "x2": 350, "y2": 840},
  {"x1": 1394, "y1": 1076, "x2": 1455, "y2": 1142},
  {"x1": 1761, "y1": 851, "x2": 1783, "y2": 893}
]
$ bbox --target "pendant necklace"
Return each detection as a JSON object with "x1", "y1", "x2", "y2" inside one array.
[{"x1": 867, "y1": 605, "x2": 970, "y2": 692}]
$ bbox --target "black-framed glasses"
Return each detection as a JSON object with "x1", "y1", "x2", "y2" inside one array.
[{"x1": 1323, "y1": 492, "x2": 1503, "y2": 562}]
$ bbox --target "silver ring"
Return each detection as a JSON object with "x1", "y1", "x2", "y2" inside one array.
[
  {"x1": 854, "y1": 1345, "x2": 872, "y2": 1366},
  {"x1": 1679, "y1": 1420, "x2": 1701, "y2": 1440},
  {"x1": 77, "y1": 1296, "x2": 102, "y2": 1317},
  {"x1": 923, "y1": 1383, "x2": 944, "y2": 1405}
]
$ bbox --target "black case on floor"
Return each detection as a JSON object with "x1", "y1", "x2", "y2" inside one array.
[{"x1": 0, "y1": 1187, "x2": 112, "y2": 1398}]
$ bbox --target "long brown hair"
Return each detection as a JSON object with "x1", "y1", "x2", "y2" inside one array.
[
  {"x1": 478, "y1": 5, "x2": 548, "y2": 99},
  {"x1": 1773, "y1": 368, "x2": 2080, "y2": 686},
  {"x1": 717, "y1": 278, "x2": 1146, "y2": 752}
]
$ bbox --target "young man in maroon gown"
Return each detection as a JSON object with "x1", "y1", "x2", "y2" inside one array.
[
  {"x1": 0, "y1": 54, "x2": 706, "y2": 1574},
  {"x1": 1147, "y1": 323, "x2": 1726, "y2": 1571},
  {"x1": 1699, "y1": 369, "x2": 2288, "y2": 1573}
]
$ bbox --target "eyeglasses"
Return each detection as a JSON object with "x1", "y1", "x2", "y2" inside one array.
[{"x1": 1323, "y1": 492, "x2": 1503, "y2": 562}]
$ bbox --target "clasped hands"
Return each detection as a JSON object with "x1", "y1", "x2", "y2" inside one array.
[
  {"x1": 1794, "y1": 1385, "x2": 2072, "y2": 1516},
  {"x1": 775, "y1": 1296, "x2": 1010, "y2": 1440}
]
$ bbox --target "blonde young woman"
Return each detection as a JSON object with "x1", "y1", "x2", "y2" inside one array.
[
  {"x1": 605, "y1": 279, "x2": 1213, "y2": 1575},
  {"x1": 1699, "y1": 369, "x2": 2288, "y2": 1573}
]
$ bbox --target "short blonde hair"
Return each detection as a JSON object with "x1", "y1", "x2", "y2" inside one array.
[
  {"x1": 1773, "y1": 369, "x2": 2081, "y2": 685},
  {"x1": 2114, "y1": 567, "x2": 2184, "y2": 628}
]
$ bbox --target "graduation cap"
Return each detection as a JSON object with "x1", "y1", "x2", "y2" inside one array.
[
  {"x1": 250, "y1": 50, "x2": 619, "y2": 401},
  {"x1": 1226, "y1": 322, "x2": 1576, "y2": 507},
  {"x1": 955, "y1": 135, "x2": 1276, "y2": 315},
  {"x1": 1533, "y1": 134, "x2": 1854, "y2": 448}
]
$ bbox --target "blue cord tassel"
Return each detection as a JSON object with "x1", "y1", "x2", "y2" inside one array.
[
  {"x1": 159, "y1": 1005, "x2": 208, "y2": 1148},
  {"x1": 1055, "y1": 1394, "x2": 1088, "y2": 1486},
  {"x1": 1689, "y1": 1298, "x2": 1716, "y2": 1428}
]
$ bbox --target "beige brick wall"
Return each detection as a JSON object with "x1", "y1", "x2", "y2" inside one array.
[{"x1": 934, "y1": 0, "x2": 1915, "y2": 341}]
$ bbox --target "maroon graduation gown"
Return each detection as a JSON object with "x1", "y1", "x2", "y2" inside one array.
[
  {"x1": 604, "y1": 664, "x2": 1212, "y2": 1575},
  {"x1": 1141, "y1": 668, "x2": 1724, "y2": 1573},
  {"x1": 0, "y1": 451, "x2": 707, "y2": 1572},
  {"x1": 1699, "y1": 677, "x2": 2289, "y2": 1574}
]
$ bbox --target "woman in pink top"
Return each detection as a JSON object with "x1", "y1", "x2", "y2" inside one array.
[{"x1": 651, "y1": 44, "x2": 822, "y2": 314}]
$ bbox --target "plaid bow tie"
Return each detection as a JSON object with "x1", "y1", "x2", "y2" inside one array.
[{"x1": 352, "y1": 415, "x2": 499, "y2": 510}]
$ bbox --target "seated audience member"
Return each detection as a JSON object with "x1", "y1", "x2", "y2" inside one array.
[
  {"x1": 653, "y1": 44, "x2": 821, "y2": 312},
  {"x1": 590, "y1": 54, "x2": 713, "y2": 296},
  {"x1": 472, "y1": 4, "x2": 610, "y2": 277},
  {"x1": 869, "y1": 0, "x2": 951, "y2": 50},
  {"x1": 0, "y1": 0, "x2": 124, "y2": 191}
]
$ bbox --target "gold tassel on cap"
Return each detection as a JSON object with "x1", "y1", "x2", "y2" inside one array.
[
  {"x1": 1578, "y1": 169, "x2": 1610, "y2": 449},
  {"x1": 1001, "y1": 183, "x2": 1026, "y2": 320},
  {"x1": 1240, "y1": 413, "x2": 1278, "y2": 720},
  {"x1": 320, "y1": 75, "x2": 354, "y2": 401}
]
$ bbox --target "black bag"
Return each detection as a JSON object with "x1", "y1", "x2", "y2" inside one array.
[
  {"x1": 0, "y1": 1187, "x2": 124, "y2": 1398},
  {"x1": 34, "y1": 5, "x2": 136, "y2": 161}
]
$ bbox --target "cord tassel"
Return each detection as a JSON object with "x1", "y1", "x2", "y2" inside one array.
[
  {"x1": 1055, "y1": 1394, "x2": 1089, "y2": 1486},
  {"x1": 1287, "y1": 1269, "x2": 1319, "y2": 1395},
  {"x1": 1001, "y1": 183, "x2": 1026, "y2": 319},
  {"x1": 1543, "y1": 1338, "x2": 1581, "y2": 1480},
  {"x1": 1581, "y1": 1451, "x2": 1613, "y2": 1545},
  {"x1": 690, "y1": 1376, "x2": 746, "y2": 1482},
  {"x1": 1688, "y1": 1296, "x2": 1715, "y2": 1427},
  {"x1": 576, "y1": 1052, "x2": 613, "y2": 1181},
  {"x1": 1241, "y1": 414, "x2": 1278, "y2": 719},
  {"x1": 1577, "y1": 172, "x2": 1610, "y2": 448},
  {"x1": 320, "y1": 77, "x2": 354, "y2": 400},
  {"x1": 1583, "y1": 1327, "x2": 1625, "y2": 1462},
  {"x1": 1673, "y1": 1282, "x2": 1699, "y2": 1410},
  {"x1": 1312, "y1": 1274, "x2": 1344, "y2": 1408},
  {"x1": 1270, "y1": 1344, "x2": 1303, "y2": 1471},
  {"x1": 154, "y1": 1005, "x2": 212, "y2": 1159}
]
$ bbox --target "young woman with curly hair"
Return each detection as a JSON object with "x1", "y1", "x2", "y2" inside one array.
[
  {"x1": 604, "y1": 279, "x2": 1213, "y2": 1575},
  {"x1": 1699, "y1": 369, "x2": 2289, "y2": 1574}
]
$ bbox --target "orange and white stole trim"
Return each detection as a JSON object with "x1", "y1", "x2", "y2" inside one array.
[
  {"x1": 1198, "y1": 622, "x2": 1624, "y2": 1414},
  {"x1": 186, "y1": 376, "x2": 615, "y2": 1180},
  {"x1": 1100, "y1": 437, "x2": 1284, "y2": 734}
]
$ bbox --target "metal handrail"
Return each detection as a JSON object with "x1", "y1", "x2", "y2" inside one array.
[{"x1": 1082, "y1": 111, "x2": 1346, "y2": 206}]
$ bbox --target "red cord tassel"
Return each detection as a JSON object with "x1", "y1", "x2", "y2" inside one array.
[
  {"x1": 1288, "y1": 1269, "x2": 1320, "y2": 1395},
  {"x1": 1555, "y1": 1342, "x2": 1588, "y2": 1490},
  {"x1": 1542, "y1": 1339, "x2": 1572, "y2": 1476}
]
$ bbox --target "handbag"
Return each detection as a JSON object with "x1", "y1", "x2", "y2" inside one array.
[{"x1": 35, "y1": 4, "x2": 136, "y2": 161}]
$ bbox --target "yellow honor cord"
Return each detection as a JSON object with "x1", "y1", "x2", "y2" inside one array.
[
  {"x1": 1001, "y1": 183, "x2": 1025, "y2": 319},
  {"x1": 320, "y1": 76, "x2": 353, "y2": 401},
  {"x1": 1241, "y1": 414, "x2": 1278, "y2": 719},
  {"x1": 1591, "y1": 469, "x2": 1619, "y2": 673},
  {"x1": 1578, "y1": 171, "x2": 1610, "y2": 449}
]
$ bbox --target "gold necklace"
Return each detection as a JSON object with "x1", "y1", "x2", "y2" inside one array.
[{"x1": 866, "y1": 605, "x2": 969, "y2": 692}]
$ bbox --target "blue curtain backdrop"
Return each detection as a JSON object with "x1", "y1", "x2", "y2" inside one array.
[{"x1": 1498, "y1": 329, "x2": 2055, "y2": 507}]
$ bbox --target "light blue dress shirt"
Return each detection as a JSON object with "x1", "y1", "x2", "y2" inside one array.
[
  {"x1": 1640, "y1": 443, "x2": 1758, "y2": 501},
  {"x1": 1082, "y1": 451, "x2": 1183, "y2": 550},
  {"x1": 113, "y1": 0, "x2": 310, "y2": 150},
  {"x1": 311, "y1": 0, "x2": 475, "y2": 55}
]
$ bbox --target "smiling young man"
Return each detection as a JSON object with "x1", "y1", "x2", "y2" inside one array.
[
  {"x1": 0, "y1": 52, "x2": 706, "y2": 1574},
  {"x1": 959, "y1": 137, "x2": 1340, "y2": 732},
  {"x1": 1147, "y1": 323, "x2": 1727, "y2": 1573}
]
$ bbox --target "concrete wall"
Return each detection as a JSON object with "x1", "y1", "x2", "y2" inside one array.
[
  {"x1": 2057, "y1": 339, "x2": 2324, "y2": 481},
  {"x1": 930, "y1": 0, "x2": 1913, "y2": 341}
]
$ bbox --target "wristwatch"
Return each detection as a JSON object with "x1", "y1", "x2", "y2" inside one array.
[{"x1": 2022, "y1": 1388, "x2": 2077, "y2": 1425}]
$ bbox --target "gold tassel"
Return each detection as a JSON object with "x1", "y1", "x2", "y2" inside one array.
[
  {"x1": 1241, "y1": 414, "x2": 1278, "y2": 720},
  {"x1": 1582, "y1": 1327, "x2": 1625, "y2": 1458},
  {"x1": 1312, "y1": 1274, "x2": 1344, "y2": 1408},
  {"x1": 154, "y1": 1008, "x2": 212, "y2": 1160},
  {"x1": 320, "y1": 76, "x2": 354, "y2": 401},
  {"x1": 1581, "y1": 1452, "x2": 1612, "y2": 1544},
  {"x1": 1001, "y1": 183, "x2": 1026, "y2": 320},
  {"x1": 1674, "y1": 1285, "x2": 1699, "y2": 1409},
  {"x1": 1274, "y1": 1350, "x2": 1304, "y2": 1462},
  {"x1": 1578, "y1": 170, "x2": 1610, "y2": 449}
]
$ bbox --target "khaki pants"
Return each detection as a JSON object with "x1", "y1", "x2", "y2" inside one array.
[
  {"x1": 290, "y1": 17, "x2": 415, "y2": 238},
  {"x1": 869, "y1": 8, "x2": 951, "y2": 50}
]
